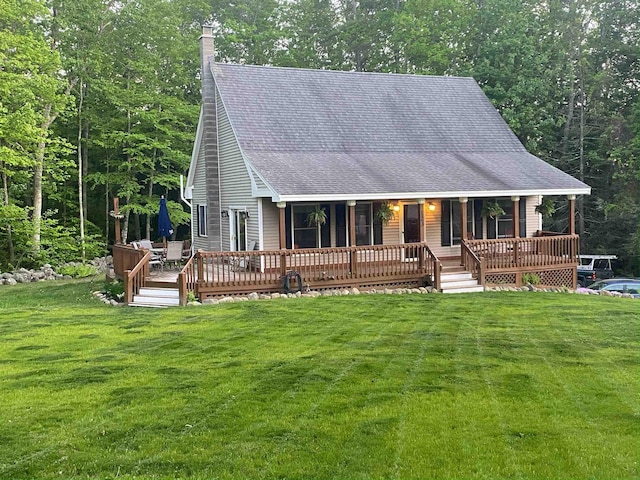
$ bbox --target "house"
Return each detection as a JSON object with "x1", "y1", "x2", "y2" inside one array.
[{"x1": 183, "y1": 26, "x2": 590, "y2": 296}]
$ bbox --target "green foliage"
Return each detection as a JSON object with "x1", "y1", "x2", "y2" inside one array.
[
  {"x1": 0, "y1": 283, "x2": 638, "y2": 478},
  {"x1": 535, "y1": 197, "x2": 556, "y2": 218},
  {"x1": 481, "y1": 200, "x2": 505, "y2": 219},
  {"x1": 375, "y1": 202, "x2": 396, "y2": 225},
  {"x1": 103, "y1": 279, "x2": 124, "y2": 301},
  {"x1": 521, "y1": 273, "x2": 541, "y2": 285},
  {"x1": 306, "y1": 206, "x2": 327, "y2": 227},
  {"x1": 57, "y1": 263, "x2": 98, "y2": 278}
]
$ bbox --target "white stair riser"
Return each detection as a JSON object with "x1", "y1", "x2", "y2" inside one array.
[
  {"x1": 440, "y1": 273, "x2": 474, "y2": 282},
  {"x1": 139, "y1": 288, "x2": 179, "y2": 298},
  {"x1": 133, "y1": 296, "x2": 180, "y2": 305},
  {"x1": 440, "y1": 280, "x2": 478, "y2": 290},
  {"x1": 442, "y1": 286, "x2": 485, "y2": 294}
]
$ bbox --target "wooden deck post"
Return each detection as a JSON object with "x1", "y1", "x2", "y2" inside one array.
[
  {"x1": 459, "y1": 197, "x2": 468, "y2": 242},
  {"x1": 567, "y1": 195, "x2": 576, "y2": 235},
  {"x1": 512, "y1": 196, "x2": 520, "y2": 238},
  {"x1": 417, "y1": 199, "x2": 426, "y2": 268},
  {"x1": 277, "y1": 202, "x2": 288, "y2": 277},
  {"x1": 347, "y1": 200, "x2": 357, "y2": 274}
]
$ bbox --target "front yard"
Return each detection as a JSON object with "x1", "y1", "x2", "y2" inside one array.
[{"x1": 0, "y1": 280, "x2": 638, "y2": 479}]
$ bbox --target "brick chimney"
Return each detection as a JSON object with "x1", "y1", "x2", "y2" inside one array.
[{"x1": 199, "y1": 25, "x2": 221, "y2": 250}]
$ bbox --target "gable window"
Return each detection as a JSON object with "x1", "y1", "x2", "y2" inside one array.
[{"x1": 197, "y1": 204, "x2": 207, "y2": 237}]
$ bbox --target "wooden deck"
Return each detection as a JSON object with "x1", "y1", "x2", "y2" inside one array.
[{"x1": 112, "y1": 235, "x2": 579, "y2": 305}]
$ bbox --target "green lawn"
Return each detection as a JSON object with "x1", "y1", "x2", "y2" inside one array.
[{"x1": 0, "y1": 280, "x2": 638, "y2": 479}]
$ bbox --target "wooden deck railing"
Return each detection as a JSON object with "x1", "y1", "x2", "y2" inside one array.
[
  {"x1": 177, "y1": 255, "x2": 197, "y2": 306},
  {"x1": 194, "y1": 243, "x2": 441, "y2": 297},
  {"x1": 464, "y1": 235, "x2": 579, "y2": 271},
  {"x1": 112, "y1": 244, "x2": 145, "y2": 280},
  {"x1": 461, "y1": 240, "x2": 486, "y2": 286},
  {"x1": 123, "y1": 250, "x2": 151, "y2": 304}
]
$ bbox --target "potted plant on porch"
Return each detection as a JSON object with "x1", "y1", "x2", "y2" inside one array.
[
  {"x1": 375, "y1": 202, "x2": 396, "y2": 225},
  {"x1": 306, "y1": 206, "x2": 327, "y2": 227},
  {"x1": 535, "y1": 197, "x2": 556, "y2": 218},
  {"x1": 481, "y1": 200, "x2": 505, "y2": 219}
]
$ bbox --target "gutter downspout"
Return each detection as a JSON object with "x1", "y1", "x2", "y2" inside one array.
[{"x1": 180, "y1": 174, "x2": 191, "y2": 209}]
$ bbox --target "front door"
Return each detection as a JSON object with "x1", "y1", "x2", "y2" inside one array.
[
  {"x1": 404, "y1": 204, "x2": 420, "y2": 259},
  {"x1": 404, "y1": 205, "x2": 420, "y2": 243}
]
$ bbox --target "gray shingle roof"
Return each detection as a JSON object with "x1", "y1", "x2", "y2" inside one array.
[{"x1": 211, "y1": 62, "x2": 590, "y2": 199}]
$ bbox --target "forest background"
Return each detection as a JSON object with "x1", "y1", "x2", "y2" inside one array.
[{"x1": 0, "y1": 0, "x2": 638, "y2": 274}]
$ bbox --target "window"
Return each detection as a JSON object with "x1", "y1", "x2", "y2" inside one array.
[
  {"x1": 355, "y1": 203, "x2": 372, "y2": 246},
  {"x1": 487, "y1": 198, "x2": 527, "y2": 238},
  {"x1": 197, "y1": 204, "x2": 207, "y2": 237},
  {"x1": 441, "y1": 200, "x2": 474, "y2": 246},
  {"x1": 293, "y1": 204, "x2": 320, "y2": 248},
  {"x1": 290, "y1": 204, "x2": 331, "y2": 249}
]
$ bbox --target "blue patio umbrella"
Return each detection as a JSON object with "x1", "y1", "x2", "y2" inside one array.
[{"x1": 157, "y1": 196, "x2": 174, "y2": 249}]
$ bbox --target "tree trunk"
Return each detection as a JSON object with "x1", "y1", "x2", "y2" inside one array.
[
  {"x1": 2, "y1": 167, "x2": 14, "y2": 264},
  {"x1": 77, "y1": 78, "x2": 86, "y2": 261},
  {"x1": 31, "y1": 78, "x2": 76, "y2": 252},
  {"x1": 578, "y1": 62, "x2": 586, "y2": 248}
]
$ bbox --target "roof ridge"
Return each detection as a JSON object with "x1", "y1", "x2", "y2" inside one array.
[{"x1": 213, "y1": 62, "x2": 475, "y2": 81}]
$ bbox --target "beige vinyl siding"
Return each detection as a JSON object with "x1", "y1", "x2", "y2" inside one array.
[
  {"x1": 261, "y1": 200, "x2": 281, "y2": 250},
  {"x1": 526, "y1": 195, "x2": 541, "y2": 237},
  {"x1": 192, "y1": 134, "x2": 209, "y2": 252},
  {"x1": 382, "y1": 214, "x2": 401, "y2": 245},
  {"x1": 217, "y1": 90, "x2": 259, "y2": 250}
]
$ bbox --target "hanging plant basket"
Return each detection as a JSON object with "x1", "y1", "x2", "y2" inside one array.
[
  {"x1": 375, "y1": 202, "x2": 396, "y2": 225},
  {"x1": 306, "y1": 206, "x2": 327, "y2": 227},
  {"x1": 535, "y1": 197, "x2": 556, "y2": 218},
  {"x1": 481, "y1": 200, "x2": 505, "y2": 219}
]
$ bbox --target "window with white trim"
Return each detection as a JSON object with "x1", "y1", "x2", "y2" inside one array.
[{"x1": 197, "y1": 204, "x2": 207, "y2": 237}]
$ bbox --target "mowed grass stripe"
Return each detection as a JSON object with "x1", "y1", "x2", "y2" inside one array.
[{"x1": 0, "y1": 282, "x2": 638, "y2": 479}]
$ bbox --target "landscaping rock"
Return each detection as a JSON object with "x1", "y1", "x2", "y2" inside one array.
[
  {"x1": 351, "y1": 288, "x2": 360, "y2": 295},
  {"x1": 247, "y1": 292, "x2": 259, "y2": 301},
  {"x1": 203, "y1": 298, "x2": 219, "y2": 305}
]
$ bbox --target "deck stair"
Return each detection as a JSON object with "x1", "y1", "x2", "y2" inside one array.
[
  {"x1": 130, "y1": 286, "x2": 180, "y2": 307},
  {"x1": 439, "y1": 262, "x2": 484, "y2": 294}
]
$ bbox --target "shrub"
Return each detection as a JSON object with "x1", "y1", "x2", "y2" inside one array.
[
  {"x1": 522, "y1": 273, "x2": 541, "y2": 285},
  {"x1": 103, "y1": 280, "x2": 124, "y2": 301},
  {"x1": 57, "y1": 264, "x2": 99, "y2": 278}
]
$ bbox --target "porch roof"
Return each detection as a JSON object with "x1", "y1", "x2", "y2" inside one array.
[{"x1": 212, "y1": 63, "x2": 590, "y2": 201}]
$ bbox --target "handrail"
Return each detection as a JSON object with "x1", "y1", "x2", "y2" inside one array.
[
  {"x1": 177, "y1": 254, "x2": 197, "y2": 306},
  {"x1": 423, "y1": 244, "x2": 442, "y2": 291},
  {"x1": 461, "y1": 239, "x2": 485, "y2": 287},
  {"x1": 465, "y1": 235, "x2": 579, "y2": 271},
  {"x1": 195, "y1": 242, "x2": 439, "y2": 292},
  {"x1": 124, "y1": 250, "x2": 151, "y2": 304}
]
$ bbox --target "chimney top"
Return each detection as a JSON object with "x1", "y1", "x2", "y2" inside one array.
[{"x1": 201, "y1": 24, "x2": 214, "y2": 38}]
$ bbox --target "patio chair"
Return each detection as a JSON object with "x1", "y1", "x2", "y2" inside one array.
[
  {"x1": 232, "y1": 240, "x2": 256, "y2": 272},
  {"x1": 138, "y1": 239, "x2": 153, "y2": 249},
  {"x1": 137, "y1": 239, "x2": 164, "y2": 269},
  {"x1": 163, "y1": 241, "x2": 184, "y2": 270},
  {"x1": 181, "y1": 239, "x2": 192, "y2": 261}
]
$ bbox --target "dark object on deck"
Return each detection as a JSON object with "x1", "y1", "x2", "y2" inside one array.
[{"x1": 283, "y1": 271, "x2": 303, "y2": 294}]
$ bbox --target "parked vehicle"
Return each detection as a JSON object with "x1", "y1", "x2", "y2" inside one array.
[
  {"x1": 581, "y1": 278, "x2": 640, "y2": 298},
  {"x1": 577, "y1": 254, "x2": 616, "y2": 287}
]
